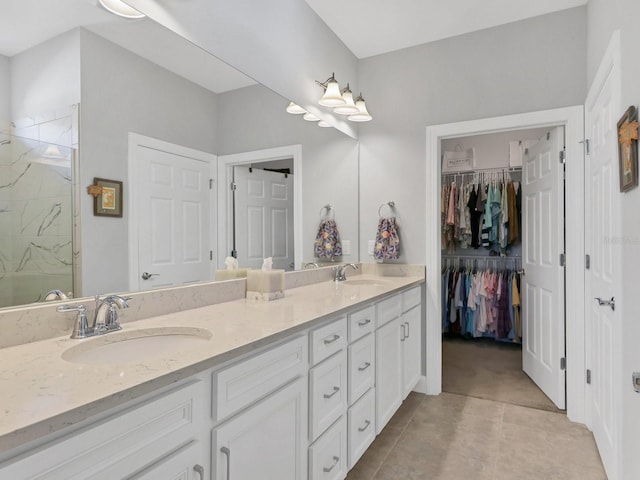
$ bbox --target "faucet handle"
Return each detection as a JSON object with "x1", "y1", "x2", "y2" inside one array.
[{"x1": 57, "y1": 304, "x2": 89, "y2": 338}]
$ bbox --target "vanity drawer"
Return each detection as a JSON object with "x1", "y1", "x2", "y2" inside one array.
[
  {"x1": 348, "y1": 333, "x2": 375, "y2": 405},
  {"x1": 402, "y1": 285, "x2": 421, "y2": 312},
  {"x1": 310, "y1": 316, "x2": 347, "y2": 366},
  {"x1": 348, "y1": 305, "x2": 375, "y2": 342},
  {"x1": 213, "y1": 335, "x2": 307, "y2": 422},
  {"x1": 0, "y1": 380, "x2": 205, "y2": 480},
  {"x1": 376, "y1": 294, "x2": 402, "y2": 328},
  {"x1": 309, "y1": 416, "x2": 347, "y2": 480},
  {"x1": 347, "y1": 387, "x2": 376, "y2": 470},
  {"x1": 309, "y1": 350, "x2": 348, "y2": 441}
]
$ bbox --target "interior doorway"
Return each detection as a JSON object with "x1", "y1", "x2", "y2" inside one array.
[
  {"x1": 439, "y1": 125, "x2": 566, "y2": 412},
  {"x1": 424, "y1": 106, "x2": 586, "y2": 424}
]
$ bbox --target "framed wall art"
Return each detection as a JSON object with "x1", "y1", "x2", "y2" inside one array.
[
  {"x1": 91, "y1": 178, "x2": 123, "y2": 217},
  {"x1": 617, "y1": 105, "x2": 639, "y2": 192}
]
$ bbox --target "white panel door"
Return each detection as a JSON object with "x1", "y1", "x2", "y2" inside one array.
[
  {"x1": 233, "y1": 166, "x2": 294, "y2": 270},
  {"x1": 585, "y1": 59, "x2": 621, "y2": 478},
  {"x1": 522, "y1": 126, "x2": 566, "y2": 409},
  {"x1": 135, "y1": 145, "x2": 212, "y2": 290}
]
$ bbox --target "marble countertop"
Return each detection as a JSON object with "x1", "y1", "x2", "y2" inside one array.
[{"x1": 0, "y1": 273, "x2": 423, "y2": 456}]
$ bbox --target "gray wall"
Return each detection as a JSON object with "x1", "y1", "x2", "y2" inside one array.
[
  {"x1": 10, "y1": 29, "x2": 80, "y2": 122},
  {"x1": 79, "y1": 29, "x2": 219, "y2": 295},
  {"x1": 587, "y1": 1, "x2": 640, "y2": 477},
  {"x1": 217, "y1": 84, "x2": 360, "y2": 264},
  {"x1": 357, "y1": 7, "x2": 587, "y2": 265},
  {"x1": 0, "y1": 55, "x2": 9, "y2": 131}
]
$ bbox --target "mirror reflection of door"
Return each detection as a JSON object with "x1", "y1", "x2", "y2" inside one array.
[
  {"x1": 232, "y1": 162, "x2": 294, "y2": 270},
  {"x1": 130, "y1": 134, "x2": 216, "y2": 291}
]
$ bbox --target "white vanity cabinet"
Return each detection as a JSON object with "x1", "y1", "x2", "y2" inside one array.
[
  {"x1": 375, "y1": 286, "x2": 423, "y2": 434},
  {"x1": 211, "y1": 335, "x2": 308, "y2": 480},
  {"x1": 0, "y1": 379, "x2": 208, "y2": 480}
]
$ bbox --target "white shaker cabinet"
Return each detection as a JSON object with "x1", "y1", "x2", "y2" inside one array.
[
  {"x1": 212, "y1": 378, "x2": 308, "y2": 480},
  {"x1": 134, "y1": 441, "x2": 205, "y2": 480},
  {"x1": 401, "y1": 304, "x2": 422, "y2": 398},
  {"x1": 375, "y1": 316, "x2": 403, "y2": 434}
]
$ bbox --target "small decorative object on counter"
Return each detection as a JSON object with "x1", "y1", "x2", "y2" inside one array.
[
  {"x1": 215, "y1": 256, "x2": 250, "y2": 280},
  {"x1": 246, "y1": 257, "x2": 285, "y2": 301}
]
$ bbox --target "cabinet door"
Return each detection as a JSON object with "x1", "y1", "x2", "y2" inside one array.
[
  {"x1": 375, "y1": 317, "x2": 402, "y2": 434},
  {"x1": 213, "y1": 378, "x2": 308, "y2": 480},
  {"x1": 133, "y1": 441, "x2": 204, "y2": 480},
  {"x1": 402, "y1": 305, "x2": 422, "y2": 398}
]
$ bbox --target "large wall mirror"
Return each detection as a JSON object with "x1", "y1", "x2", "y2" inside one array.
[{"x1": 0, "y1": 0, "x2": 359, "y2": 310}]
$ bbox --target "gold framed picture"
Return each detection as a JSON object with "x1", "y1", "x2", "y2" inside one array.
[
  {"x1": 617, "y1": 106, "x2": 639, "y2": 193},
  {"x1": 93, "y1": 177, "x2": 123, "y2": 217}
]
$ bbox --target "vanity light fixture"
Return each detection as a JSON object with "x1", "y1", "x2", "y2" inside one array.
[
  {"x1": 303, "y1": 112, "x2": 320, "y2": 122},
  {"x1": 333, "y1": 84, "x2": 359, "y2": 115},
  {"x1": 98, "y1": 0, "x2": 146, "y2": 19},
  {"x1": 286, "y1": 102, "x2": 306, "y2": 114},
  {"x1": 317, "y1": 120, "x2": 331, "y2": 128},
  {"x1": 316, "y1": 73, "x2": 346, "y2": 107},
  {"x1": 348, "y1": 94, "x2": 373, "y2": 122}
]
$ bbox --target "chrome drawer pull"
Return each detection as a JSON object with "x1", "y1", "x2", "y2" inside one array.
[
  {"x1": 221, "y1": 446, "x2": 231, "y2": 480},
  {"x1": 405, "y1": 321, "x2": 410, "y2": 338},
  {"x1": 358, "y1": 419, "x2": 371, "y2": 432},
  {"x1": 357, "y1": 318, "x2": 371, "y2": 327},
  {"x1": 323, "y1": 386, "x2": 340, "y2": 399},
  {"x1": 358, "y1": 362, "x2": 371, "y2": 372},
  {"x1": 324, "y1": 334, "x2": 341, "y2": 345},
  {"x1": 323, "y1": 456, "x2": 340, "y2": 473},
  {"x1": 400, "y1": 323, "x2": 406, "y2": 341}
]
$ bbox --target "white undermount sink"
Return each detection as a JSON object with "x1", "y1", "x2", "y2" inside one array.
[{"x1": 61, "y1": 326, "x2": 212, "y2": 365}]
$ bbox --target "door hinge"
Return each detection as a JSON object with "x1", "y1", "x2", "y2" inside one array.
[
  {"x1": 586, "y1": 369, "x2": 592, "y2": 385},
  {"x1": 579, "y1": 139, "x2": 591, "y2": 155},
  {"x1": 559, "y1": 149, "x2": 566, "y2": 164},
  {"x1": 210, "y1": 250, "x2": 213, "y2": 261},
  {"x1": 230, "y1": 182, "x2": 237, "y2": 191},
  {"x1": 585, "y1": 254, "x2": 591, "y2": 270},
  {"x1": 560, "y1": 253, "x2": 566, "y2": 267},
  {"x1": 560, "y1": 357, "x2": 567, "y2": 371},
  {"x1": 209, "y1": 178, "x2": 213, "y2": 189}
]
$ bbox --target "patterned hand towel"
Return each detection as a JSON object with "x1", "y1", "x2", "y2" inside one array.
[
  {"x1": 314, "y1": 219, "x2": 343, "y2": 259},
  {"x1": 374, "y1": 217, "x2": 400, "y2": 261}
]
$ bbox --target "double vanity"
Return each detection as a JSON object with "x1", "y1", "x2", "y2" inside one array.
[{"x1": 0, "y1": 264, "x2": 425, "y2": 479}]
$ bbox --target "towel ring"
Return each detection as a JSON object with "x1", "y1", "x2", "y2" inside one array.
[
  {"x1": 378, "y1": 201, "x2": 395, "y2": 218},
  {"x1": 319, "y1": 204, "x2": 335, "y2": 220}
]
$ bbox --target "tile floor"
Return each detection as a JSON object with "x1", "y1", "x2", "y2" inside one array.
[{"x1": 346, "y1": 339, "x2": 607, "y2": 480}]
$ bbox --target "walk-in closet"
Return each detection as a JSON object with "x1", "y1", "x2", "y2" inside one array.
[{"x1": 440, "y1": 127, "x2": 566, "y2": 412}]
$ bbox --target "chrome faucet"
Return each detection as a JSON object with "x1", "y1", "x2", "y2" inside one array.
[
  {"x1": 43, "y1": 289, "x2": 68, "y2": 301},
  {"x1": 57, "y1": 294, "x2": 131, "y2": 339},
  {"x1": 334, "y1": 263, "x2": 358, "y2": 282},
  {"x1": 93, "y1": 295, "x2": 131, "y2": 333}
]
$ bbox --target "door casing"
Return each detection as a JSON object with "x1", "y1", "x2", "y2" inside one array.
[{"x1": 425, "y1": 106, "x2": 586, "y2": 424}]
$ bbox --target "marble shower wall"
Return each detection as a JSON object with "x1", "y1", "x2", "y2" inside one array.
[{"x1": 0, "y1": 106, "x2": 78, "y2": 308}]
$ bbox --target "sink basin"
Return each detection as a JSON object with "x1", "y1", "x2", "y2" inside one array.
[
  {"x1": 62, "y1": 326, "x2": 212, "y2": 365},
  {"x1": 342, "y1": 278, "x2": 389, "y2": 286}
]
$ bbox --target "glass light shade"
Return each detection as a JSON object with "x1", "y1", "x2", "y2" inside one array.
[
  {"x1": 99, "y1": 0, "x2": 145, "y2": 19},
  {"x1": 286, "y1": 102, "x2": 306, "y2": 114},
  {"x1": 303, "y1": 112, "x2": 320, "y2": 122},
  {"x1": 319, "y1": 78, "x2": 346, "y2": 107},
  {"x1": 318, "y1": 121, "x2": 331, "y2": 128},
  {"x1": 348, "y1": 95, "x2": 372, "y2": 122},
  {"x1": 333, "y1": 88, "x2": 359, "y2": 115}
]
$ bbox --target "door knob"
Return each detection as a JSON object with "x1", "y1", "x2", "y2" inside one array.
[
  {"x1": 141, "y1": 272, "x2": 159, "y2": 280},
  {"x1": 594, "y1": 296, "x2": 615, "y2": 311}
]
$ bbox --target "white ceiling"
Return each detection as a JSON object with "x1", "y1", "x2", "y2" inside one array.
[{"x1": 304, "y1": 0, "x2": 589, "y2": 59}]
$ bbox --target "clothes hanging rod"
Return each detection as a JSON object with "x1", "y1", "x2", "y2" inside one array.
[
  {"x1": 441, "y1": 254, "x2": 521, "y2": 260},
  {"x1": 442, "y1": 166, "x2": 521, "y2": 175}
]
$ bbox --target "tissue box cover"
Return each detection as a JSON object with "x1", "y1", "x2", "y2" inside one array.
[{"x1": 246, "y1": 269, "x2": 285, "y2": 301}]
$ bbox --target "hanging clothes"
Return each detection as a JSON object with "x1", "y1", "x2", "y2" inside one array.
[
  {"x1": 314, "y1": 219, "x2": 342, "y2": 259},
  {"x1": 374, "y1": 216, "x2": 400, "y2": 261}
]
